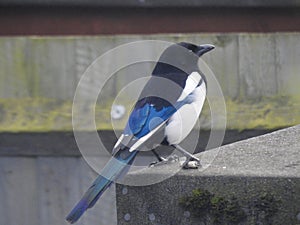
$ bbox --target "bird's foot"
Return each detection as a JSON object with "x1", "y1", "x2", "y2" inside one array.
[
  {"x1": 180, "y1": 156, "x2": 201, "y2": 169},
  {"x1": 149, "y1": 154, "x2": 180, "y2": 167},
  {"x1": 171, "y1": 144, "x2": 201, "y2": 169}
]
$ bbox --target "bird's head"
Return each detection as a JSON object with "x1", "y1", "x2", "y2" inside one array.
[
  {"x1": 153, "y1": 41, "x2": 215, "y2": 75},
  {"x1": 178, "y1": 42, "x2": 215, "y2": 57},
  {"x1": 157, "y1": 42, "x2": 215, "y2": 64}
]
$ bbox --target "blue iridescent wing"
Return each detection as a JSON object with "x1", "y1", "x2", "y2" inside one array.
[{"x1": 124, "y1": 98, "x2": 176, "y2": 138}]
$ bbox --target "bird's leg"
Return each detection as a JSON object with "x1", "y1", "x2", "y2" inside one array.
[
  {"x1": 151, "y1": 149, "x2": 167, "y2": 162},
  {"x1": 172, "y1": 144, "x2": 201, "y2": 169},
  {"x1": 149, "y1": 149, "x2": 168, "y2": 167},
  {"x1": 149, "y1": 149, "x2": 179, "y2": 167}
]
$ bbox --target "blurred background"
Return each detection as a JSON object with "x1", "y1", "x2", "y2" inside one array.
[{"x1": 0, "y1": 1, "x2": 300, "y2": 225}]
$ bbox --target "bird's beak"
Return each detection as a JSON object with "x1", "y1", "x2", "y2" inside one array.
[{"x1": 196, "y1": 44, "x2": 215, "y2": 56}]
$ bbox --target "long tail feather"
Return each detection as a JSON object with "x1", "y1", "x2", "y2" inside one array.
[{"x1": 66, "y1": 149, "x2": 138, "y2": 224}]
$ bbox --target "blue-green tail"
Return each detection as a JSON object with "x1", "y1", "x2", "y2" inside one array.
[{"x1": 66, "y1": 149, "x2": 138, "y2": 224}]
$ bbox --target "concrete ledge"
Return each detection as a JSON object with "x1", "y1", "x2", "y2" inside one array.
[{"x1": 116, "y1": 125, "x2": 300, "y2": 224}]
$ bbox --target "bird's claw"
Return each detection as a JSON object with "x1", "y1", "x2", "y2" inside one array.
[
  {"x1": 181, "y1": 156, "x2": 201, "y2": 169},
  {"x1": 149, "y1": 154, "x2": 180, "y2": 167}
]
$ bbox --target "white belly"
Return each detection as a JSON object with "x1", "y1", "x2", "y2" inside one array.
[{"x1": 165, "y1": 83, "x2": 206, "y2": 144}]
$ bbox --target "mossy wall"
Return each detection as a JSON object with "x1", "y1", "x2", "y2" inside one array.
[{"x1": 0, "y1": 34, "x2": 299, "y2": 131}]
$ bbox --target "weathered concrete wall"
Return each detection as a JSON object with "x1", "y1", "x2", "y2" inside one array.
[
  {"x1": 0, "y1": 155, "x2": 117, "y2": 225},
  {"x1": 116, "y1": 125, "x2": 300, "y2": 225},
  {"x1": 0, "y1": 33, "x2": 300, "y2": 131}
]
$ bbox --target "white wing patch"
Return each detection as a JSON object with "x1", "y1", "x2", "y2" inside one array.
[
  {"x1": 113, "y1": 134, "x2": 124, "y2": 149},
  {"x1": 129, "y1": 120, "x2": 168, "y2": 152},
  {"x1": 177, "y1": 71, "x2": 201, "y2": 102},
  {"x1": 165, "y1": 82, "x2": 206, "y2": 145}
]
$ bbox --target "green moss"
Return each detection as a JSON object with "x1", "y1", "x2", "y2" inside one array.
[
  {"x1": 222, "y1": 197, "x2": 246, "y2": 223},
  {"x1": 0, "y1": 98, "x2": 70, "y2": 132},
  {"x1": 210, "y1": 196, "x2": 229, "y2": 223},
  {"x1": 179, "y1": 188, "x2": 245, "y2": 224},
  {"x1": 253, "y1": 192, "x2": 280, "y2": 224},
  {"x1": 0, "y1": 94, "x2": 299, "y2": 132},
  {"x1": 0, "y1": 98, "x2": 121, "y2": 132},
  {"x1": 179, "y1": 189, "x2": 212, "y2": 216},
  {"x1": 224, "y1": 95, "x2": 300, "y2": 130},
  {"x1": 179, "y1": 188, "x2": 281, "y2": 225}
]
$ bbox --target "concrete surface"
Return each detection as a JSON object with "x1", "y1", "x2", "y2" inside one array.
[{"x1": 116, "y1": 125, "x2": 300, "y2": 224}]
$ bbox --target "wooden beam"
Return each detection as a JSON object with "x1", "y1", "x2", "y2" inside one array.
[{"x1": 0, "y1": 7, "x2": 300, "y2": 35}]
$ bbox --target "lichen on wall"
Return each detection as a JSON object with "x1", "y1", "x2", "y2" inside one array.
[
  {"x1": 0, "y1": 96, "x2": 299, "y2": 132},
  {"x1": 0, "y1": 34, "x2": 300, "y2": 132},
  {"x1": 179, "y1": 188, "x2": 280, "y2": 225}
]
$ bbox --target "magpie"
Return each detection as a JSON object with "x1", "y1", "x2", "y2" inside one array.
[{"x1": 66, "y1": 42, "x2": 214, "y2": 223}]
